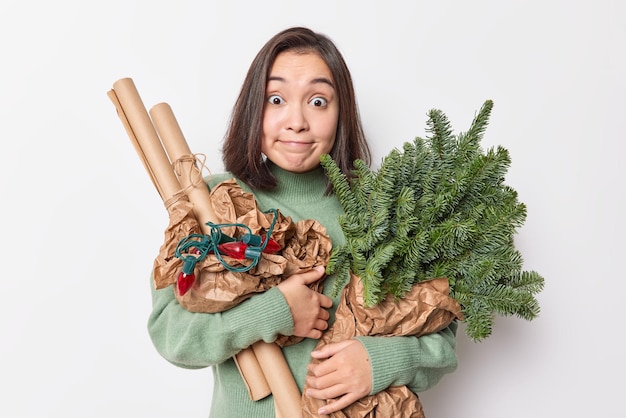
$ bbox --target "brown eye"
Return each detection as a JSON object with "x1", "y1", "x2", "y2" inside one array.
[
  {"x1": 268, "y1": 94, "x2": 284, "y2": 105},
  {"x1": 310, "y1": 97, "x2": 327, "y2": 107}
]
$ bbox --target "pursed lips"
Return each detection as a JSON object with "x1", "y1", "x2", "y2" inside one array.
[{"x1": 278, "y1": 139, "x2": 315, "y2": 149}]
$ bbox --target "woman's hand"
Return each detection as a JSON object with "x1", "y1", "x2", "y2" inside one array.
[
  {"x1": 277, "y1": 266, "x2": 332, "y2": 339},
  {"x1": 305, "y1": 339, "x2": 372, "y2": 415}
]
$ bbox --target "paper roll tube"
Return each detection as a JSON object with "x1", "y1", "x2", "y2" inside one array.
[
  {"x1": 148, "y1": 103, "x2": 218, "y2": 224},
  {"x1": 149, "y1": 102, "x2": 274, "y2": 402},
  {"x1": 107, "y1": 79, "x2": 181, "y2": 202},
  {"x1": 253, "y1": 341, "x2": 303, "y2": 418}
]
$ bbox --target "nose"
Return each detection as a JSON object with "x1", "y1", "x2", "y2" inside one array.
[{"x1": 285, "y1": 103, "x2": 309, "y2": 132}]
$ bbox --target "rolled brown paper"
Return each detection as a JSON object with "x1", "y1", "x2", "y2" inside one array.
[
  {"x1": 149, "y1": 102, "x2": 275, "y2": 402},
  {"x1": 107, "y1": 79, "x2": 181, "y2": 202},
  {"x1": 253, "y1": 341, "x2": 303, "y2": 418},
  {"x1": 149, "y1": 102, "x2": 218, "y2": 224},
  {"x1": 234, "y1": 347, "x2": 273, "y2": 401}
]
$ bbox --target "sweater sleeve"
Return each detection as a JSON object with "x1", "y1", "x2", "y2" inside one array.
[
  {"x1": 147, "y1": 276, "x2": 294, "y2": 369},
  {"x1": 355, "y1": 321, "x2": 458, "y2": 395}
]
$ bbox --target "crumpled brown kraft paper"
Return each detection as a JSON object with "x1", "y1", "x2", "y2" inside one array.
[
  {"x1": 302, "y1": 273, "x2": 463, "y2": 418},
  {"x1": 152, "y1": 179, "x2": 331, "y2": 345}
]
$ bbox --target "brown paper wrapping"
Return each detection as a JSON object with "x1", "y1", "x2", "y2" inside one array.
[
  {"x1": 301, "y1": 274, "x2": 462, "y2": 418},
  {"x1": 108, "y1": 78, "x2": 308, "y2": 415},
  {"x1": 153, "y1": 178, "x2": 331, "y2": 350}
]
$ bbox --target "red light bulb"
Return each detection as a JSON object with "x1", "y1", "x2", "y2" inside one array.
[
  {"x1": 177, "y1": 271, "x2": 195, "y2": 295},
  {"x1": 262, "y1": 236, "x2": 281, "y2": 254},
  {"x1": 218, "y1": 241, "x2": 248, "y2": 259},
  {"x1": 218, "y1": 241, "x2": 263, "y2": 260},
  {"x1": 177, "y1": 256, "x2": 197, "y2": 295}
]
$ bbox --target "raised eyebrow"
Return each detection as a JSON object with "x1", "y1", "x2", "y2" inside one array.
[
  {"x1": 311, "y1": 77, "x2": 335, "y2": 89},
  {"x1": 267, "y1": 76, "x2": 335, "y2": 89}
]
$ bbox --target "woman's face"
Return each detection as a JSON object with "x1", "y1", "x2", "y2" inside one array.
[{"x1": 261, "y1": 51, "x2": 339, "y2": 173}]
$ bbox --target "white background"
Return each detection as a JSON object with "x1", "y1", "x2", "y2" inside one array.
[{"x1": 1, "y1": 1, "x2": 624, "y2": 417}]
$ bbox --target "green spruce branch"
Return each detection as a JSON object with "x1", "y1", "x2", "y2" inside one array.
[{"x1": 321, "y1": 100, "x2": 545, "y2": 341}]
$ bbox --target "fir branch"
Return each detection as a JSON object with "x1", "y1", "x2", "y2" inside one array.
[
  {"x1": 320, "y1": 154, "x2": 362, "y2": 216},
  {"x1": 352, "y1": 159, "x2": 375, "y2": 209},
  {"x1": 321, "y1": 100, "x2": 545, "y2": 341}
]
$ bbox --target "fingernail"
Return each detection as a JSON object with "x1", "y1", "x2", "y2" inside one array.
[{"x1": 318, "y1": 408, "x2": 327, "y2": 415}]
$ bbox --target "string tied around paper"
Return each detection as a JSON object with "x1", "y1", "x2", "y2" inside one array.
[
  {"x1": 172, "y1": 153, "x2": 212, "y2": 196},
  {"x1": 163, "y1": 190, "x2": 191, "y2": 211}
]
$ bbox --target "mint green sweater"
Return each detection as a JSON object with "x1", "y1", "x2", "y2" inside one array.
[{"x1": 148, "y1": 163, "x2": 458, "y2": 417}]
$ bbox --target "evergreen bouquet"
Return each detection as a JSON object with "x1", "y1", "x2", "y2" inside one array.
[{"x1": 301, "y1": 100, "x2": 544, "y2": 417}]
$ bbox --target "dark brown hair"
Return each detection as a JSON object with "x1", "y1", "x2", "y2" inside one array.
[{"x1": 222, "y1": 26, "x2": 371, "y2": 191}]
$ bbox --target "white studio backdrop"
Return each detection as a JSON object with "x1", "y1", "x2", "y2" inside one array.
[{"x1": 1, "y1": 0, "x2": 624, "y2": 417}]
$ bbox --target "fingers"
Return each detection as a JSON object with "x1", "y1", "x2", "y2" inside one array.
[
  {"x1": 305, "y1": 329, "x2": 323, "y2": 340},
  {"x1": 317, "y1": 394, "x2": 360, "y2": 415},
  {"x1": 306, "y1": 381, "x2": 346, "y2": 402},
  {"x1": 303, "y1": 318, "x2": 330, "y2": 339},
  {"x1": 310, "y1": 340, "x2": 351, "y2": 360},
  {"x1": 297, "y1": 265, "x2": 326, "y2": 285},
  {"x1": 305, "y1": 377, "x2": 361, "y2": 415},
  {"x1": 276, "y1": 265, "x2": 333, "y2": 339},
  {"x1": 314, "y1": 318, "x2": 329, "y2": 332},
  {"x1": 319, "y1": 294, "x2": 333, "y2": 309},
  {"x1": 305, "y1": 340, "x2": 372, "y2": 414},
  {"x1": 318, "y1": 308, "x2": 330, "y2": 321}
]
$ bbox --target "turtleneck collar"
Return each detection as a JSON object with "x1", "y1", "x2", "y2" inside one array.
[{"x1": 266, "y1": 161, "x2": 330, "y2": 203}]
